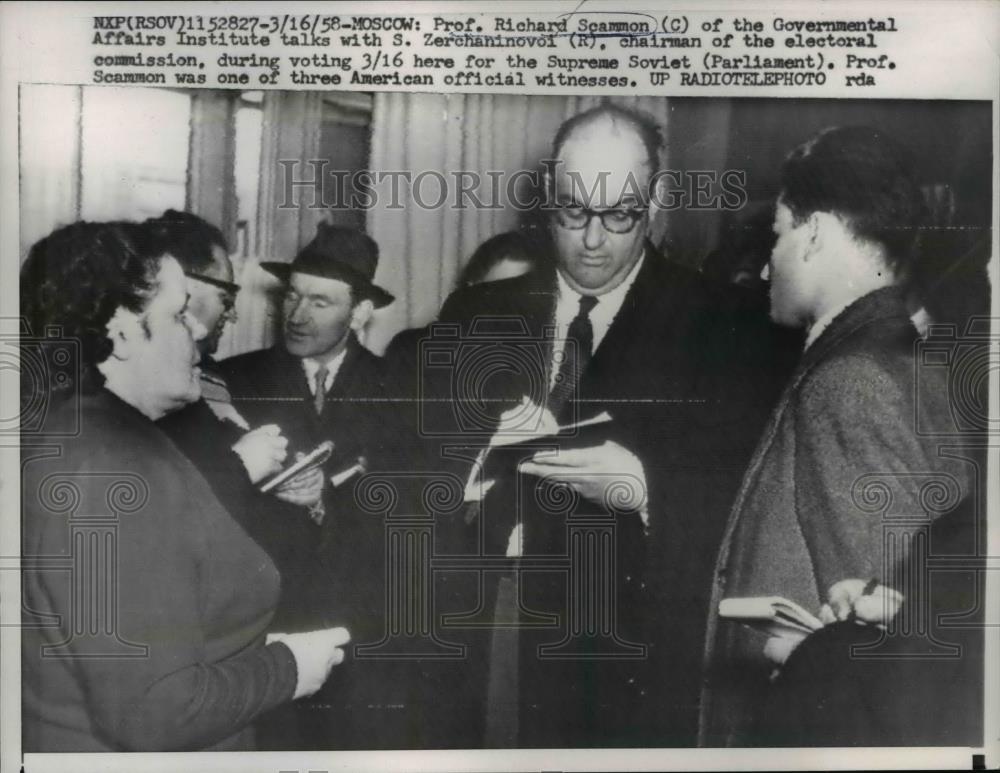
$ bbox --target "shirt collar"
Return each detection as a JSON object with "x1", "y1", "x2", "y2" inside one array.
[
  {"x1": 301, "y1": 348, "x2": 348, "y2": 390},
  {"x1": 555, "y1": 251, "x2": 646, "y2": 311}
]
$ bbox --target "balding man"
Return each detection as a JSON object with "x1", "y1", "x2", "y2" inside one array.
[{"x1": 426, "y1": 103, "x2": 794, "y2": 747}]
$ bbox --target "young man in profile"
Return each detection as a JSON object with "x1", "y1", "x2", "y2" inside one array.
[{"x1": 699, "y1": 126, "x2": 981, "y2": 747}]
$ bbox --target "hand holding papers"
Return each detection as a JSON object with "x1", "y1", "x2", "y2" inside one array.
[
  {"x1": 819, "y1": 578, "x2": 903, "y2": 629},
  {"x1": 719, "y1": 596, "x2": 824, "y2": 637},
  {"x1": 722, "y1": 580, "x2": 904, "y2": 669},
  {"x1": 258, "y1": 439, "x2": 334, "y2": 494},
  {"x1": 520, "y1": 439, "x2": 647, "y2": 513},
  {"x1": 273, "y1": 453, "x2": 325, "y2": 507},
  {"x1": 719, "y1": 596, "x2": 824, "y2": 670},
  {"x1": 461, "y1": 397, "x2": 646, "y2": 514}
]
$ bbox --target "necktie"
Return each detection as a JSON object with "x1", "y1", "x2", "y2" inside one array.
[
  {"x1": 312, "y1": 364, "x2": 329, "y2": 416},
  {"x1": 547, "y1": 295, "x2": 598, "y2": 421}
]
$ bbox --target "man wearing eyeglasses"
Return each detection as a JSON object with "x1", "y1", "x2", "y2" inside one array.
[
  {"x1": 429, "y1": 104, "x2": 792, "y2": 748},
  {"x1": 149, "y1": 210, "x2": 327, "y2": 593}
]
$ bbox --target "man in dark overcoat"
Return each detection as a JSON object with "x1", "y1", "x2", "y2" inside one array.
[{"x1": 424, "y1": 104, "x2": 795, "y2": 747}]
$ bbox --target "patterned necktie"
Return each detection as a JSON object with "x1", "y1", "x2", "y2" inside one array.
[
  {"x1": 547, "y1": 295, "x2": 598, "y2": 421},
  {"x1": 313, "y1": 364, "x2": 329, "y2": 416}
]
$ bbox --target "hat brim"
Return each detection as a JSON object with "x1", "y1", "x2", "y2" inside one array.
[{"x1": 260, "y1": 262, "x2": 395, "y2": 309}]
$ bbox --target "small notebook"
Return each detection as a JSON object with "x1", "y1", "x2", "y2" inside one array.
[
  {"x1": 463, "y1": 412, "x2": 613, "y2": 503},
  {"x1": 258, "y1": 439, "x2": 334, "y2": 494},
  {"x1": 719, "y1": 596, "x2": 824, "y2": 636}
]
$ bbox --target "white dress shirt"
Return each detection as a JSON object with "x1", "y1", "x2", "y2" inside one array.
[
  {"x1": 549, "y1": 253, "x2": 646, "y2": 388},
  {"x1": 302, "y1": 349, "x2": 348, "y2": 396}
]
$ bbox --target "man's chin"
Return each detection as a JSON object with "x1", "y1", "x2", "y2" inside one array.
[
  {"x1": 283, "y1": 338, "x2": 312, "y2": 358},
  {"x1": 186, "y1": 375, "x2": 202, "y2": 403}
]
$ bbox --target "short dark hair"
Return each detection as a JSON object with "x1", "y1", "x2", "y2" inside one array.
[
  {"x1": 20, "y1": 221, "x2": 163, "y2": 392},
  {"x1": 780, "y1": 126, "x2": 926, "y2": 274},
  {"x1": 551, "y1": 102, "x2": 663, "y2": 173},
  {"x1": 459, "y1": 231, "x2": 541, "y2": 286},
  {"x1": 143, "y1": 209, "x2": 228, "y2": 273}
]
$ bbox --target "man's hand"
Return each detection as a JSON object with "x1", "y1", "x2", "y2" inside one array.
[
  {"x1": 764, "y1": 579, "x2": 905, "y2": 668},
  {"x1": 232, "y1": 424, "x2": 288, "y2": 484},
  {"x1": 763, "y1": 630, "x2": 809, "y2": 668},
  {"x1": 274, "y1": 453, "x2": 324, "y2": 507},
  {"x1": 819, "y1": 579, "x2": 903, "y2": 628},
  {"x1": 519, "y1": 440, "x2": 647, "y2": 515}
]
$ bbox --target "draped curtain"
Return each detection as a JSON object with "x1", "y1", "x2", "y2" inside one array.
[
  {"x1": 365, "y1": 93, "x2": 676, "y2": 354},
  {"x1": 18, "y1": 86, "x2": 82, "y2": 263},
  {"x1": 187, "y1": 91, "x2": 238, "y2": 249},
  {"x1": 218, "y1": 91, "x2": 325, "y2": 359}
]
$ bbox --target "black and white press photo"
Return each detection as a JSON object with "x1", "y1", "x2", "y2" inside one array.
[{"x1": 2, "y1": 2, "x2": 997, "y2": 771}]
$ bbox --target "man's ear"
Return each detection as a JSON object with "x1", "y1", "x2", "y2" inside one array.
[
  {"x1": 103, "y1": 307, "x2": 143, "y2": 361},
  {"x1": 349, "y1": 298, "x2": 375, "y2": 332},
  {"x1": 647, "y1": 173, "x2": 670, "y2": 232},
  {"x1": 802, "y1": 211, "x2": 825, "y2": 261}
]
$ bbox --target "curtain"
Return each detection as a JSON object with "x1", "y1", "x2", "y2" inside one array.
[
  {"x1": 18, "y1": 85, "x2": 82, "y2": 263},
  {"x1": 187, "y1": 91, "x2": 238, "y2": 248},
  {"x1": 660, "y1": 98, "x2": 733, "y2": 266},
  {"x1": 218, "y1": 91, "x2": 325, "y2": 359},
  {"x1": 365, "y1": 93, "x2": 674, "y2": 354}
]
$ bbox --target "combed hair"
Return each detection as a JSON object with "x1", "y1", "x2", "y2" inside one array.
[
  {"x1": 20, "y1": 221, "x2": 162, "y2": 392},
  {"x1": 459, "y1": 231, "x2": 542, "y2": 286},
  {"x1": 780, "y1": 125, "x2": 927, "y2": 274},
  {"x1": 142, "y1": 209, "x2": 228, "y2": 273}
]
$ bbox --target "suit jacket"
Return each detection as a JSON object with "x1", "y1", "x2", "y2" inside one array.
[
  {"x1": 429, "y1": 250, "x2": 797, "y2": 746},
  {"x1": 22, "y1": 390, "x2": 296, "y2": 752},
  {"x1": 221, "y1": 335, "x2": 396, "y2": 478},
  {"x1": 220, "y1": 335, "x2": 428, "y2": 749},
  {"x1": 698, "y1": 286, "x2": 980, "y2": 746},
  {"x1": 157, "y1": 390, "x2": 344, "y2": 635}
]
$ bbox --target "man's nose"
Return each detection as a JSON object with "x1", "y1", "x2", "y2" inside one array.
[
  {"x1": 287, "y1": 298, "x2": 308, "y2": 325},
  {"x1": 186, "y1": 311, "x2": 208, "y2": 342},
  {"x1": 760, "y1": 262, "x2": 771, "y2": 282},
  {"x1": 582, "y1": 212, "x2": 607, "y2": 250}
]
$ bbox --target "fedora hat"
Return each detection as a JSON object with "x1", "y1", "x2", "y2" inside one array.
[{"x1": 261, "y1": 224, "x2": 395, "y2": 308}]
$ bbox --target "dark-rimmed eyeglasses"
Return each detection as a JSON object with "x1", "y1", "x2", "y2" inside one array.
[
  {"x1": 185, "y1": 271, "x2": 238, "y2": 320},
  {"x1": 550, "y1": 205, "x2": 648, "y2": 234}
]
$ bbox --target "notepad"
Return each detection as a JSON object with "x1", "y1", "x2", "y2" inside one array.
[
  {"x1": 462, "y1": 411, "x2": 614, "y2": 503},
  {"x1": 719, "y1": 596, "x2": 824, "y2": 636},
  {"x1": 258, "y1": 439, "x2": 334, "y2": 494}
]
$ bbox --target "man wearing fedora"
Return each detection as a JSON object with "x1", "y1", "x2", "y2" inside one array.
[
  {"x1": 223, "y1": 223, "x2": 395, "y2": 472},
  {"x1": 221, "y1": 223, "x2": 412, "y2": 749}
]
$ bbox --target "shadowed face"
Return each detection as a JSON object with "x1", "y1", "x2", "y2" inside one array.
[
  {"x1": 549, "y1": 117, "x2": 652, "y2": 296},
  {"x1": 187, "y1": 245, "x2": 236, "y2": 356},
  {"x1": 763, "y1": 200, "x2": 817, "y2": 328}
]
